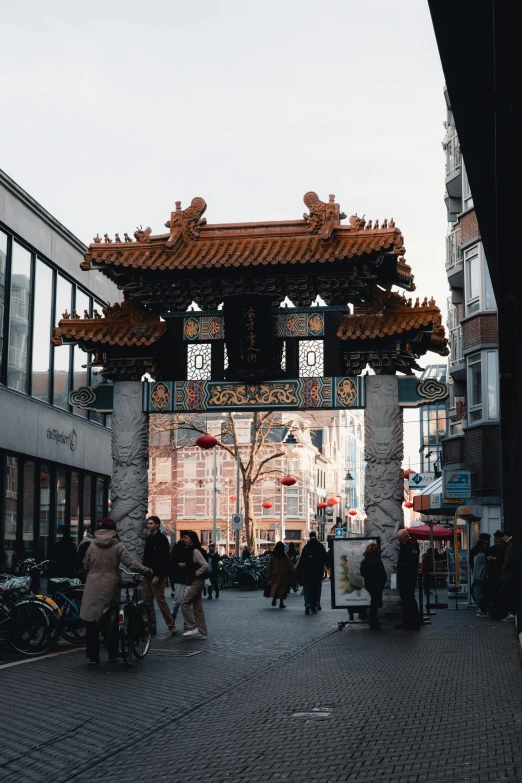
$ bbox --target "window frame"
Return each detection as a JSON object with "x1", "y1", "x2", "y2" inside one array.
[
  {"x1": 466, "y1": 350, "x2": 499, "y2": 425},
  {"x1": 464, "y1": 243, "x2": 496, "y2": 316}
]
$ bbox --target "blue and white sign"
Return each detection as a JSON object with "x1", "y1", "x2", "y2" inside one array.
[
  {"x1": 335, "y1": 528, "x2": 344, "y2": 538},
  {"x1": 408, "y1": 472, "x2": 435, "y2": 490},
  {"x1": 443, "y1": 470, "x2": 471, "y2": 500},
  {"x1": 231, "y1": 513, "x2": 244, "y2": 531}
]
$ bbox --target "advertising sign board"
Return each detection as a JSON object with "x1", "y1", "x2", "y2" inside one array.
[
  {"x1": 443, "y1": 470, "x2": 471, "y2": 500},
  {"x1": 408, "y1": 472, "x2": 434, "y2": 490},
  {"x1": 329, "y1": 536, "x2": 379, "y2": 609}
]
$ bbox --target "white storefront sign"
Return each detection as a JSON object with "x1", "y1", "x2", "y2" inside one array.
[{"x1": 408, "y1": 472, "x2": 434, "y2": 490}]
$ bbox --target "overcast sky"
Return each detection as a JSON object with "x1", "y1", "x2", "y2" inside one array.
[{"x1": 1, "y1": 0, "x2": 448, "y2": 472}]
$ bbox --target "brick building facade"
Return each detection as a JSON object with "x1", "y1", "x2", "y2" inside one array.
[{"x1": 442, "y1": 87, "x2": 502, "y2": 532}]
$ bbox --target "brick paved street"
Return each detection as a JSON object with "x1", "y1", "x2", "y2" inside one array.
[{"x1": 1, "y1": 586, "x2": 522, "y2": 783}]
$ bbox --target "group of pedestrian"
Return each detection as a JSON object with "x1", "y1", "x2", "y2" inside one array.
[
  {"x1": 472, "y1": 530, "x2": 513, "y2": 621},
  {"x1": 78, "y1": 517, "x2": 213, "y2": 664}
]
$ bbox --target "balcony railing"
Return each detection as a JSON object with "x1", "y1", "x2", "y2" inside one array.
[
  {"x1": 449, "y1": 326, "x2": 463, "y2": 365},
  {"x1": 445, "y1": 136, "x2": 462, "y2": 178},
  {"x1": 445, "y1": 229, "x2": 461, "y2": 272}
]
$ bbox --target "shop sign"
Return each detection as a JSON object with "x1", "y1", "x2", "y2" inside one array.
[
  {"x1": 443, "y1": 470, "x2": 471, "y2": 500},
  {"x1": 47, "y1": 428, "x2": 77, "y2": 452},
  {"x1": 408, "y1": 472, "x2": 434, "y2": 490}
]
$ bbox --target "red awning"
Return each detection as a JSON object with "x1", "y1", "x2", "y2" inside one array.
[{"x1": 407, "y1": 524, "x2": 461, "y2": 540}]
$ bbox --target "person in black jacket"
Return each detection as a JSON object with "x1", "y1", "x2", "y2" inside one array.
[
  {"x1": 142, "y1": 516, "x2": 176, "y2": 635},
  {"x1": 394, "y1": 529, "x2": 421, "y2": 630},
  {"x1": 206, "y1": 543, "x2": 222, "y2": 599},
  {"x1": 297, "y1": 532, "x2": 327, "y2": 615},
  {"x1": 487, "y1": 530, "x2": 505, "y2": 618},
  {"x1": 360, "y1": 543, "x2": 387, "y2": 630}
]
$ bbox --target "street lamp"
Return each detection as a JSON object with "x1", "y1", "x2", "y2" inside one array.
[{"x1": 195, "y1": 432, "x2": 218, "y2": 547}]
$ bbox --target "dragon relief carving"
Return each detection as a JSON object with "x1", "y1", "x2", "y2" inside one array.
[
  {"x1": 364, "y1": 376, "x2": 404, "y2": 569},
  {"x1": 110, "y1": 382, "x2": 149, "y2": 560},
  {"x1": 165, "y1": 197, "x2": 207, "y2": 241}
]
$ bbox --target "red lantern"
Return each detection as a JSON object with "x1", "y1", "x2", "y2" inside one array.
[
  {"x1": 195, "y1": 434, "x2": 218, "y2": 449},
  {"x1": 404, "y1": 501, "x2": 414, "y2": 509},
  {"x1": 317, "y1": 502, "x2": 328, "y2": 509},
  {"x1": 403, "y1": 469, "x2": 415, "y2": 479},
  {"x1": 230, "y1": 496, "x2": 237, "y2": 502},
  {"x1": 327, "y1": 497, "x2": 339, "y2": 506},
  {"x1": 349, "y1": 509, "x2": 357, "y2": 516},
  {"x1": 262, "y1": 501, "x2": 273, "y2": 509},
  {"x1": 281, "y1": 475, "x2": 297, "y2": 486}
]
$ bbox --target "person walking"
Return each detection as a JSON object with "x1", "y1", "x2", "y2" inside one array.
[
  {"x1": 297, "y1": 532, "x2": 327, "y2": 614},
  {"x1": 360, "y1": 542, "x2": 387, "y2": 630},
  {"x1": 394, "y1": 529, "x2": 421, "y2": 630},
  {"x1": 487, "y1": 530, "x2": 505, "y2": 619},
  {"x1": 500, "y1": 530, "x2": 514, "y2": 622},
  {"x1": 472, "y1": 539, "x2": 489, "y2": 617},
  {"x1": 287, "y1": 541, "x2": 299, "y2": 593},
  {"x1": 169, "y1": 537, "x2": 190, "y2": 628},
  {"x1": 142, "y1": 516, "x2": 176, "y2": 635},
  {"x1": 180, "y1": 532, "x2": 209, "y2": 639},
  {"x1": 266, "y1": 541, "x2": 295, "y2": 609},
  {"x1": 206, "y1": 543, "x2": 221, "y2": 600},
  {"x1": 80, "y1": 518, "x2": 152, "y2": 664}
]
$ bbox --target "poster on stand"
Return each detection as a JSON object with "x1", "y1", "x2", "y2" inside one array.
[{"x1": 329, "y1": 536, "x2": 379, "y2": 609}]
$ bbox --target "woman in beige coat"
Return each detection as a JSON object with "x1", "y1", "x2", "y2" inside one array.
[
  {"x1": 80, "y1": 518, "x2": 152, "y2": 664},
  {"x1": 266, "y1": 542, "x2": 296, "y2": 609}
]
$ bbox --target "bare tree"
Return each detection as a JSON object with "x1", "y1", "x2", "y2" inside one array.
[{"x1": 150, "y1": 411, "x2": 298, "y2": 554}]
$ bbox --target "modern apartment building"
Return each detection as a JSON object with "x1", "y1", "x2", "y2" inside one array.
[
  {"x1": 441, "y1": 89, "x2": 502, "y2": 533},
  {"x1": 418, "y1": 364, "x2": 447, "y2": 475},
  {"x1": 0, "y1": 170, "x2": 118, "y2": 566}
]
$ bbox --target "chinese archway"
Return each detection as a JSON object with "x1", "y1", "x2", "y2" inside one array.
[{"x1": 53, "y1": 192, "x2": 448, "y2": 563}]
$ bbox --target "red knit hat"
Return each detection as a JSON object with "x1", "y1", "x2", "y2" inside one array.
[{"x1": 100, "y1": 518, "x2": 117, "y2": 530}]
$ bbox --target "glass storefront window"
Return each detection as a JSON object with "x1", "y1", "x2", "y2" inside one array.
[
  {"x1": 83, "y1": 475, "x2": 92, "y2": 534},
  {"x1": 73, "y1": 290, "x2": 91, "y2": 418},
  {"x1": 32, "y1": 260, "x2": 54, "y2": 402},
  {"x1": 22, "y1": 461, "x2": 35, "y2": 559},
  {"x1": 7, "y1": 242, "x2": 32, "y2": 392},
  {"x1": 53, "y1": 276, "x2": 72, "y2": 410},
  {"x1": 96, "y1": 477, "x2": 105, "y2": 523},
  {"x1": 40, "y1": 466, "x2": 51, "y2": 560},
  {"x1": 56, "y1": 469, "x2": 67, "y2": 540},
  {"x1": 0, "y1": 231, "x2": 7, "y2": 369},
  {"x1": 70, "y1": 471, "x2": 80, "y2": 544},
  {"x1": 4, "y1": 455, "x2": 18, "y2": 567}
]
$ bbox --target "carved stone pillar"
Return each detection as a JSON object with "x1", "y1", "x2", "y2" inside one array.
[
  {"x1": 364, "y1": 376, "x2": 404, "y2": 572},
  {"x1": 110, "y1": 381, "x2": 149, "y2": 560}
]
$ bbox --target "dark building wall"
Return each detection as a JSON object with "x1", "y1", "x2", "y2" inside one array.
[
  {"x1": 465, "y1": 425, "x2": 501, "y2": 496},
  {"x1": 462, "y1": 314, "x2": 498, "y2": 351},
  {"x1": 442, "y1": 435, "x2": 465, "y2": 466}
]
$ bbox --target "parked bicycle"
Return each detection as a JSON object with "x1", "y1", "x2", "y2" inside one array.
[
  {"x1": 0, "y1": 576, "x2": 61, "y2": 658},
  {"x1": 217, "y1": 555, "x2": 270, "y2": 591},
  {"x1": 98, "y1": 568, "x2": 151, "y2": 668}
]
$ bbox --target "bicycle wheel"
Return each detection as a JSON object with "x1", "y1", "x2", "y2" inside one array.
[
  {"x1": 119, "y1": 606, "x2": 134, "y2": 668},
  {"x1": 0, "y1": 604, "x2": 12, "y2": 658},
  {"x1": 132, "y1": 601, "x2": 151, "y2": 659},
  {"x1": 10, "y1": 598, "x2": 61, "y2": 656},
  {"x1": 59, "y1": 599, "x2": 86, "y2": 645}
]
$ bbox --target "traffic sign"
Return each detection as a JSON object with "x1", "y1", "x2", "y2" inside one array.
[
  {"x1": 443, "y1": 470, "x2": 471, "y2": 500},
  {"x1": 334, "y1": 528, "x2": 344, "y2": 538},
  {"x1": 231, "y1": 513, "x2": 244, "y2": 531}
]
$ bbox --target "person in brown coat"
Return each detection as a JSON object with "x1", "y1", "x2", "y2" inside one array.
[
  {"x1": 266, "y1": 541, "x2": 296, "y2": 609},
  {"x1": 80, "y1": 518, "x2": 152, "y2": 664}
]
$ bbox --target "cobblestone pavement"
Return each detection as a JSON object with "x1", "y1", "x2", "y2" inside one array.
[{"x1": 1, "y1": 585, "x2": 522, "y2": 783}]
